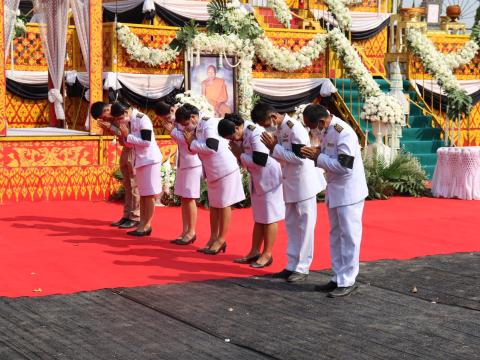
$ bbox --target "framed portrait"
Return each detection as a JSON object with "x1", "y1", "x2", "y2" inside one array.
[{"x1": 185, "y1": 54, "x2": 237, "y2": 118}]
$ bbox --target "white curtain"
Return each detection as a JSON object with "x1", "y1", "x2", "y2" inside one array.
[
  {"x1": 71, "y1": 0, "x2": 89, "y2": 72},
  {"x1": 311, "y1": 10, "x2": 391, "y2": 32},
  {"x1": 103, "y1": 72, "x2": 184, "y2": 99},
  {"x1": 34, "y1": 0, "x2": 70, "y2": 120},
  {"x1": 4, "y1": 0, "x2": 21, "y2": 58},
  {"x1": 252, "y1": 78, "x2": 337, "y2": 97},
  {"x1": 413, "y1": 79, "x2": 480, "y2": 96},
  {"x1": 6, "y1": 70, "x2": 48, "y2": 83}
]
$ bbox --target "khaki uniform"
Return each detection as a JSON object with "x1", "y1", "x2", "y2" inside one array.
[{"x1": 119, "y1": 145, "x2": 140, "y2": 221}]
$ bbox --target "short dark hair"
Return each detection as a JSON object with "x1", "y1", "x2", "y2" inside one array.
[
  {"x1": 110, "y1": 102, "x2": 128, "y2": 117},
  {"x1": 251, "y1": 103, "x2": 275, "y2": 124},
  {"x1": 303, "y1": 104, "x2": 329, "y2": 125},
  {"x1": 155, "y1": 101, "x2": 173, "y2": 116},
  {"x1": 218, "y1": 113, "x2": 244, "y2": 138},
  {"x1": 175, "y1": 103, "x2": 199, "y2": 123},
  {"x1": 91, "y1": 101, "x2": 106, "y2": 119}
]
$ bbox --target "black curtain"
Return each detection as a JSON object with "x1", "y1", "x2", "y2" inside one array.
[
  {"x1": 103, "y1": 3, "x2": 145, "y2": 23},
  {"x1": 109, "y1": 83, "x2": 184, "y2": 109},
  {"x1": 154, "y1": 4, "x2": 207, "y2": 27},
  {"x1": 255, "y1": 85, "x2": 328, "y2": 113},
  {"x1": 6, "y1": 78, "x2": 48, "y2": 100},
  {"x1": 351, "y1": 18, "x2": 390, "y2": 41},
  {"x1": 417, "y1": 84, "x2": 480, "y2": 112},
  {"x1": 66, "y1": 80, "x2": 89, "y2": 101}
]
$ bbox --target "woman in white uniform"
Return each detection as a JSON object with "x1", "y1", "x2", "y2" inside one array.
[
  {"x1": 177, "y1": 104, "x2": 245, "y2": 255},
  {"x1": 114, "y1": 102, "x2": 163, "y2": 237},
  {"x1": 155, "y1": 101, "x2": 202, "y2": 245},
  {"x1": 218, "y1": 113, "x2": 285, "y2": 268}
]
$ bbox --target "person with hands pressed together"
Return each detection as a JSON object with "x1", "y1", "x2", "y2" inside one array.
[
  {"x1": 218, "y1": 113, "x2": 285, "y2": 268},
  {"x1": 253, "y1": 103, "x2": 326, "y2": 283},
  {"x1": 177, "y1": 104, "x2": 245, "y2": 255},
  {"x1": 155, "y1": 101, "x2": 202, "y2": 245},
  {"x1": 91, "y1": 101, "x2": 141, "y2": 229},
  {"x1": 300, "y1": 104, "x2": 368, "y2": 298},
  {"x1": 113, "y1": 102, "x2": 163, "y2": 237}
]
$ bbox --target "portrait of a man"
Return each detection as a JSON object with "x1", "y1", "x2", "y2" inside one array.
[{"x1": 188, "y1": 55, "x2": 236, "y2": 117}]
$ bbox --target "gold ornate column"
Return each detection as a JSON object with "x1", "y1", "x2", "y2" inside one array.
[
  {"x1": 0, "y1": 0, "x2": 7, "y2": 136},
  {"x1": 89, "y1": 0, "x2": 103, "y2": 135}
]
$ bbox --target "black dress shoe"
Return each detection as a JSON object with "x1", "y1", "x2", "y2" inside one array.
[
  {"x1": 233, "y1": 254, "x2": 261, "y2": 264},
  {"x1": 286, "y1": 271, "x2": 308, "y2": 283},
  {"x1": 204, "y1": 242, "x2": 227, "y2": 255},
  {"x1": 127, "y1": 228, "x2": 152, "y2": 237},
  {"x1": 250, "y1": 257, "x2": 273, "y2": 268},
  {"x1": 119, "y1": 220, "x2": 140, "y2": 229},
  {"x1": 171, "y1": 235, "x2": 197, "y2": 245},
  {"x1": 268, "y1": 269, "x2": 293, "y2": 279},
  {"x1": 111, "y1": 218, "x2": 128, "y2": 227},
  {"x1": 328, "y1": 284, "x2": 358, "y2": 298},
  {"x1": 314, "y1": 281, "x2": 338, "y2": 292}
]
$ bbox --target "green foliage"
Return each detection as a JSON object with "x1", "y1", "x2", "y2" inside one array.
[
  {"x1": 471, "y1": 4, "x2": 480, "y2": 46},
  {"x1": 364, "y1": 152, "x2": 428, "y2": 200},
  {"x1": 110, "y1": 168, "x2": 125, "y2": 201},
  {"x1": 169, "y1": 20, "x2": 199, "y2": 51},
  {"x1": 447, "y1": 88, "x2": 472, "y2": 119}
]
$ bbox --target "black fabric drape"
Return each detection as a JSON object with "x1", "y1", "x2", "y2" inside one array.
[
  {"x1": 66, "y1": 80, "x2": 89, "y2": 101},
  {"x1": 350, "y1": 18, "x2": 390, "y2": 41},
  {"x1": 19, "y1": 0, "x2": 34, "y2": 21},
  {"x1": 6, "y1": 78, "x2": 48, "y2": 100},
  {"x1": 154, "y1": 4, "x2": 207, "y2": 27},
  {"x1": 110, "y1": 82, "x2": 184, "y2": 108},
  {"x1": 103, "y1": 3, "x2": 145, "y2": 23},
  {"x1": 255, "y1": 85, "x2": 326, "y2": 113},
  {"x1": 417, "y1": 84, "x2": 480, "y2": 112}
]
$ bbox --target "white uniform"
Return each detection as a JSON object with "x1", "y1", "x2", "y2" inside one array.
[
  {"x1": 189, "y1": 117, "x2": 245, "y2": 208},
  {"x1": 240, "y1": 121, "x2": 285, "y2": 224},
  {"x1": 171, "y1": 125, "x2": 203, "y2": 199},
  {"x1": 126, "y1": 109, "x2": 163, "y2": 196},
  {"x1": 272, "y1": 115, "x2": 327, "y2": 274},
  {"x1": 316, "y1": 116, "x2": 368, "y2": 287}
]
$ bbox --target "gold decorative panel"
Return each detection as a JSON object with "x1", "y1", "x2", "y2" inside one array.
[{"x1": 6, "y1": 92, "x2": 49, "y2": 128}]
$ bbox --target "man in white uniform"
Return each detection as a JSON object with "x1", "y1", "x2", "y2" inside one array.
[
  {"x1": 252, "y1": 103, "x2": 326, "y2": 283},
  {"x1": 301, "y1": 104, "x2": 368, "y2": 297}
]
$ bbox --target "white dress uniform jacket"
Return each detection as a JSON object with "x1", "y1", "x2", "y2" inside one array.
[
  {"x1": 240, "y1": 121, "x2": 283, "y2": 196},
  {"x1": 317, "y1": 116, "x2": 368, "y2": 208},
  {"x1": 189, "y1": 117, "x2": 238, "y2": 182},
  {"x1": 272, "y1": 115, "x2": 326, "y2": 202},
  {"x1": 126, "y1": 109, "x2": 162, "y2": 168},
  {"x1": 171, "y1": 125, "x2": 202, "y2": 170}
]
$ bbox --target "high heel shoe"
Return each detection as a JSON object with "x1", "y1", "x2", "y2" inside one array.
[
  {"x1": 127, "y1": 227, "x2": 152, "y2": 237},
  {"x1": 171, "y1": 235, "x2": 197, "y2": 245},
  {"x1": 250, "y1": 257, "x2": 273, "y2": 268},
  {"x1": 233, "y1": 253, "x2": 261, "y2": 264},
  {"x1": 204, "y1": 242, "x2": 227, "y2": 255}
]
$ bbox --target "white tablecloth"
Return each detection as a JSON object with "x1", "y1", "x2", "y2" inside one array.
[{"x1": 431, "y1": 147, "x2": 480, "y2": 200}]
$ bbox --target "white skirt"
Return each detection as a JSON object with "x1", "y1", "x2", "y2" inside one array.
[
  {"x1": 252, "y1": 183, "x2": 285, "y2": 224},
  {"x1": 136, "y1": 162, "x2": 162, "y2": 196},
  {"x1": 174, "y1": 166, "x2": 203, "y2": 199},
  {"x1": 207, "y1": 169, "x2": 246, "y2": 208}
]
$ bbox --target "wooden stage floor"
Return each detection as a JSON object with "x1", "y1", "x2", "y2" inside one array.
[{"x1": 1, "y1": 252, "x2": 479, "y2": 360}]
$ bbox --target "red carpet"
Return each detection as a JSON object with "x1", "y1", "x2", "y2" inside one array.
[{"x1": 0, "y1": 197, "x2": 479, "y2": 298}]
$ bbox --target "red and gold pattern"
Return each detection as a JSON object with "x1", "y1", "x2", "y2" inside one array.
[
  {"x1": 89, "y1": 0, "x2": 104, "y2": 135},
  {"x1": 6, "y1": 93, "x2": 49, "y2": 128},
  {"x1": 307, "y1": 0, "x2": 389, "y2": 13},
  {"x1": 353, "y1": 28, "x2": 388, "y2": 76},
  {"x1": 0, "y1": 0, "x2": 6, "y2": 136}
]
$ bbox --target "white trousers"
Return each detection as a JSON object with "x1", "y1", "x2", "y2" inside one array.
[
  {"x1": 285, "y1": 196, "x2": 317, "y2": 274},
  {"x1": 327, "y1": 200, "x2": 364, "y2": 287}
]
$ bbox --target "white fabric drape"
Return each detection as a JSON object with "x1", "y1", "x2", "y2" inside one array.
[
  {"x1": 6, "y1": 70, "x2": 48, "y2": 84},
  {"x1": 413, "y1": 80, "x2": 480, "y2": 96},
  {"x1": 311, "y1": 10, "x2": 391, "y2": 32},
  {"x1": 252, "y1": 78, "x2": 337, "y2": 97},
  {"x1": 102, "y1": 0, "x2": 144, "y2": 13},
  {"x1": 34, "y1": 0, "x2": 70, "y2": 120},
  {"x1": 71, "y1": 0, "x2": 89, "y2": 72},
  {"x1": 103, "y1": 72, "x2": 184, "y2": 99},
  {"x1": 4, "y1": 0, "x2": 21, "y2": 58}
]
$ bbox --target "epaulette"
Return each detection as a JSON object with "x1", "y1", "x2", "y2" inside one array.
[
  {"x1": 286, "y1": 120, "x2": 294, "y2": 129},
  {"x1": 136, "y1": 112, "x2": 144, "y2": 118},
  {"x1": 334, "y1": 124, "x2": 343, "y2": 133},
  {"x1": 247, "y1": 124, "x2": 256, "y2": 131},
  {"x1": 202, "y1": 117, "x2": 209, "y2": 121}
]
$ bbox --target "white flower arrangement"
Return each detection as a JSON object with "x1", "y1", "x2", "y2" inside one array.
[
  {"x1": 267, "y1": 0, "x2": 292, "y2": 28},
  {"x1": 324, "y1": 0, "x2": 353, "y2": 30},
  {"x1": 160, "y1": 157, "x2": 176, "y2": 194},
  {"x1": 254, "y1": 34, "x2": 327, "y2": 72},
  {"x1": 175, "y1": 91, "x2": 215, "y2": 118},
  {"x1": 361, "y1": 94, "x2": 404, "y2": 125},
  {"x1": 291, "y1": 103, "x2": 309, "y2": 124},
  {"x1": 116, "y1": 23, "x2": 179, "y2": 67},
  {"x1": 14, "y1": 16, "x2": 27, "y2": 38},
  {"x1": 444, "y1": 40, "x2": 479, "y2": 70}
]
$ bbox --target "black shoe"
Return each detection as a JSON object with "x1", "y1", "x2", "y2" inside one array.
[
  {"x1": 287, "y1": 271, "x2": 308, "y2": 283},
  {"x1": 314, "y1": 281, "x2": 338, "y2": 292},
  {"x1": 233, "y1": 253, "x2": 261, "y2": 264},
  {"x1": 127, "y1": 228, "x2": 152, "y2": 237},
  {"x1": 250, "y1": 257, "x2": 273, "y2": 268},
  {"x1": 204, "y1": 242, "x2": 227, "y2": 255},
  {"x1": 119, "y1": 220, "x2": 140, "y2": 229},
  {"x1": 171, "y1": 235, "x2": 197, "y2": 245},
  {"x1": 268, "y1": 269, "x2": 293, "y2": 279},
  {"x1": 328, "y1": 284, "x2": 358, "y2": 298},
  {"x1": 111, "y1": 218, "x2": 128, "y2": 227}
]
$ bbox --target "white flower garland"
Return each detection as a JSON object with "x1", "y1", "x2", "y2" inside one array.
[
  {"x1": 361, "y1": 94, "x2": 404, "y2": 125},
  {"x1": 175, "y1": 92, "x2": 215, "y2": 118},
  {"x1": 116, "y1": 23, "x2": 179, "y2": 67},
  {"x1": 267, "y1": 0, "x2": 292, "y2": 29},
  {"x1": 254, "y1": 34, "x2": 327, "y2": 72},
  {"x1": 444, "y1": 41, "x2": 479, "y2": 70}
]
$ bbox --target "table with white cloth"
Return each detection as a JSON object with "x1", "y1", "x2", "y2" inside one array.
[{"x1": 431, "y1": 147, "x2": 480, "y2": 200}]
